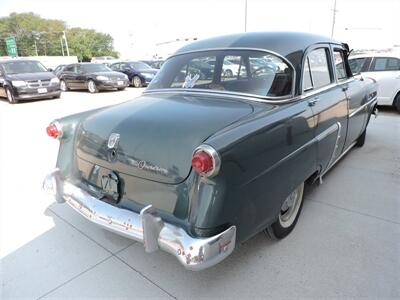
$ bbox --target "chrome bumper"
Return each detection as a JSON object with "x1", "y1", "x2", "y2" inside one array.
[{"x1": 43, "y1": 169, "x2": 236, "y2": 271}]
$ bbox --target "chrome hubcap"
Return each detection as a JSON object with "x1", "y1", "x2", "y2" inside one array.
[
  {"x1": 6, "y1": 89, "x2": 12, "y2": 102},
  {"x1": 279, "y1": 184, "x2": 304, "y2": 228},
  {"x1": 88, "y1": 81, "x2": 95, "y2": 92},
  {"x1": 60, "y1": 81, "x2": 66, "y2": 91},
  {"x1": 133, "y1": 77, "x2": 141, "y2": 87}
]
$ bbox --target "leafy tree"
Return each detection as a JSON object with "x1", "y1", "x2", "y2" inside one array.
[{"x1": 0, "y1": 12, "x2": 118, "y2": 60}]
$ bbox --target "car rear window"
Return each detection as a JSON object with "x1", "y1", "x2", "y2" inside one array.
[{"x1": 147, "y1": 50, "x2": 294, "y2": 99}]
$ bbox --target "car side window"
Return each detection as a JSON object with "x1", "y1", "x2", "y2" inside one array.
[
  {"x1": 75, "y1": 65, "x2": 81, "y2": 73},
  {"x1": 64, "y1": 65, "x2": 74, "y2": 72},
  {"x1": 333, "y1": 50, "x2": 348, "y2": 81},
  {"x1": 349, "y1": 58, "x2": 367, "y2": 74},
  {"x1": 303, "y1": 48, "x2": 332, "y2": 91},
  {"x1": 371, "y1": 58, "x2": 400, "y2": 71},
  {"x1": 112, "y1": 64, "x2": 119, "y2": 71}
]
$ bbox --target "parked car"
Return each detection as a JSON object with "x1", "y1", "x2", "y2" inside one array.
[
  {"x1": 43, "y1": 32, "x2": 377, "y2": 270},
  {"x1": 140, "y1": 60, "x2": 164, "y2": 69},
  {"x1": 109, "y1": 61, "x2": 158, "y2": 88},
  {"x1": 0, "y1": 59, "x2": 61, "y2": 104},
  {"x1": 52, "y1": 64, "x2": 66, "y2": 77},
  {"x1": 91, "y1": 56, "x2": 118, "y2": 65},
  {"x1": 348, "y1": 54, "x2": 400, "y2": 112},
  {"x1": 58, "y1": 63, "x2": 129, "y2": 93}
]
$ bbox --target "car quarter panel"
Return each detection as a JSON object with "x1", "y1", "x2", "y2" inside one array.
[{"x1": 195, "y1": 100, "x2": 317, "y2": 242}]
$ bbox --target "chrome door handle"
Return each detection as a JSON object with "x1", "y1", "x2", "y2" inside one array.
[{"x1": 308, "y1": 97, "x2": 319, "y2": 106}]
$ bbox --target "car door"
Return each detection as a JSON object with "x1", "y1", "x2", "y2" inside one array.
[
  {"x1": 364, "y1": 57, "x2": 400, "y2": 105},
  {"x1": 62, "y1": 65, "x2": 78, "y2": 88},
  {"x1": 0, "y1": 66, "x2": 6, "y2": 98},
  {"x1": 74, "y1": 65, "x2": 87, "y2": 89},
  {"x1": 334, "y1": 48, "x2": 370, "y2": 150},
  {"x1": 302, "y1": 45, "x2": 349, "y2": 173}
]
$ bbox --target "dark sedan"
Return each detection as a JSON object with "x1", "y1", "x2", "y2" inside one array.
[
  {"x1": 110, "y1": 61, "x2": 158, "y2": 88},
  {"x1": 44, "y1": 32, "x2": 377, "y2": 270},
  {"x1": 58, "y1": 63, "x2": 129, "y2": 93},
  {"x1": 0, "y1": 59, "x2": 61, "y2": 104}
]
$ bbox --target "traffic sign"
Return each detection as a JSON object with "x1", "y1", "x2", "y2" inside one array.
[{"x1": 5, "y1": 36, "x2": 17, "y2": 57}]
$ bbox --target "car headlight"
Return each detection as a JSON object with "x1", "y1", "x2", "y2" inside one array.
[
  {"x1": 50, "y1": 77, "x2": 60, "y2": 84},
  {"x1": 96, "y1": 75, "x2": 109, "y2": 81},
  {"x1": 11, "y1": 80, "x2": 26, "y2": 87}
]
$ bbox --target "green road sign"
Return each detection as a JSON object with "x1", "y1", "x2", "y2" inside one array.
[{"x1": 5, "y1": 36, "x2": 17, "y2": 57}]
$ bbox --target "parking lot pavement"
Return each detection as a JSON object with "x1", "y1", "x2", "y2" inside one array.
[{"x1": 0, "y1": 90, "x2": 399, "y2": 299}]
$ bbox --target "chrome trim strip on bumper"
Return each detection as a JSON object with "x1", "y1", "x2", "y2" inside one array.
[{"x1": 43, "y1": 169, "x2": 236, "y2": 271}]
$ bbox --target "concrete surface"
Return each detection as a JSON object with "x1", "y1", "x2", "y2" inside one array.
[{"x1": 0, "y1": 89, "x2": 399, "y2": 299}]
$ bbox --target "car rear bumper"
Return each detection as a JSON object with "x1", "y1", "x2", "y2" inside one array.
[{"x1": 43, "y1": 169, "x2": 236, "y2": 271}]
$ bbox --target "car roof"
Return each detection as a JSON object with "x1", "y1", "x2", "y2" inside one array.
[
  {"x1": 349, "y1": 53, "x2": 400, "y2": 59},
  {"x1": 174, "y1": 31, "x2": 341, "y2": 66},
  {"x1": 0, "y1": 59, "x2": 40, "y2": 64}
]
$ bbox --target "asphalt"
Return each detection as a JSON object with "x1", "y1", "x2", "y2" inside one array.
[{"x1": 0, "y1": 88, "x2": 399, "y2": 299}]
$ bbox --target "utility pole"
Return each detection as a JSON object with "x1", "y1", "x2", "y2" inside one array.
[
  {"x1": 34, "y1": 40, "x2": 38, "y2": 56},
  {"x1": 244, "y1": 0, "x2": 248, "y2": 32},
  {"x1": 63, "y1": 31, "x2": 70, "y2": 56},
  {"x1": 60, "y1": 36, "x2": 65, "y2": 56},
  {"x1": 330, "y1": 0, "x2": 337, "y2": 38}
]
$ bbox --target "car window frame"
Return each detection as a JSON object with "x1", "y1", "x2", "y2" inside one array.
[
  {"x1": 301, "y1": 44, "x2": 335, "y2": 94},
  {"x1": 370, "y1": 57, "x2": 400, "y2": 72},
  {"x1": 332, "y1": 47, "x2": 352, "y2": 81}
]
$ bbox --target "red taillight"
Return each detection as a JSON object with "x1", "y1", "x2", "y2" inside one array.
[
  {"x1": 192, "y1": 151, "x2": 213, "y2": 174},
  {"x1": 46, "y1": 122, "x2": 62, "y2": 139}
]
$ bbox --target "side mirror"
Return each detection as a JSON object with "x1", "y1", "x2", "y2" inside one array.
[{"x1": 48, "y1": 68, "x2": 53, "y2": 72}]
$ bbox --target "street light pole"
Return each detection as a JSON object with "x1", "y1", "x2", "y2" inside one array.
[
  {"x1": 60, "y1": 36, "x2": 65, "y2": 56},
  {"x1": 330, "y1": 0, "x2": 337, "y2": 38},
  {"x1": 244, "y1": 0, "x2": 248, "y2": 32},
  {"x1": 34, "y1": 40, "x2": 38, "y2": 56},
  {"x1": 63, "y1": 31, "x2": 70, "y2": 56}
]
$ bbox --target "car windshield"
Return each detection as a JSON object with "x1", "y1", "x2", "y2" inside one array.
[
  {"x1": 2, "y1": 61, "x2": 47, "y2": 74},
  {"x1": 129, "y1": 62, "x2": 152, "y2": 70},
  {"x1": 147, "y1": 50, "x2": 293, "y2": 98},
  {"x1": 82, "y1": 64, "x2": 111, "y2": 72}
]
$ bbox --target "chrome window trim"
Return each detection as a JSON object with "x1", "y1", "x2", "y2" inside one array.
[{"x1": 144, "y1": 47, "x2": 296, "y2": 103}]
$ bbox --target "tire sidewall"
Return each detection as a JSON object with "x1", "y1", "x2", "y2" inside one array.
[
  {"x1": 6, "y1": 87, "x2": 16, "y2": 104},
  {"x1": 88, "y1": 80, "x2": 97, "y2": 93},
  {"x1": 132, "y1": 76, "x2": 142, "y2": 88},
  {"x1": 269, "y1": 183, "x2": 305, "y2": 239}
]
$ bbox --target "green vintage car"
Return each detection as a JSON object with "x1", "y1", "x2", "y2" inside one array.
[{"x1": 43, "y1": 32, "x2": 378, "y2": 270}]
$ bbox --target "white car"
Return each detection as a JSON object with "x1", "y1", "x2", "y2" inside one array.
[
  {"x1": 90, "y1": 56, "x2": 119, "y2": 66},
  {"x1": 349, "y1": 54, "x2": 400, "y2": 112}
]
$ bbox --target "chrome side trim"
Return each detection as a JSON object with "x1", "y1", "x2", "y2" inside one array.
[
  {"x1": 145, "y1": 47, "x2": 296, "y2": 103},
  {"x1": 43, "y1": 170, "x2": 236, "y2": 271},
  {"x1": 321, "y1": 141, "x2": 357, "y2": 177},
  {"x1": 349, "y1": 96, "x2": 377, "y2": 118},
  {"x1": 325, "y1": 122, "x2": 342, "y2": 171},
  {"x1": 243, "y1": 124, "x2": 339, "y2": 186}
]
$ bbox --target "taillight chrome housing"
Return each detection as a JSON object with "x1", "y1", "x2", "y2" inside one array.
[
  {"x1": 192, "y1": 144, "x2": 221, "y2": 178},
  {"x1": 46, "y1": 121, "x2": 63, "y2": 139}
]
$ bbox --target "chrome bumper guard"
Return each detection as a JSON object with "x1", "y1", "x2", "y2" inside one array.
[{"x1": 43, "y1": 169, "x2": 236, "y2": 271}]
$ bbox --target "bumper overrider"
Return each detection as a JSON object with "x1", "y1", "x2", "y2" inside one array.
[{"x1": 43, "y1": 169, "x2": 236, "y2": 271}]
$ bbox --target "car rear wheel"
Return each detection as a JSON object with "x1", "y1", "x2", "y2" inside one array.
[
  {"x1": 87, "y1": 80, "x2": 98, "y2": 93},
  {"x1": 6, "y1": 87, "x2": 17, "y2": 104},
  {"x1": 394, "y1": 93, "x2": 400, "y2": 113},
  {"x1": 60, "y1": 80, "x2": 68, "y2": 92},
  {"x1": 266, "y1": 182, "x2": 304, "y2": 239},
  {"x1": 132, "y1": 76, "x2": 142, "y2": 88}
]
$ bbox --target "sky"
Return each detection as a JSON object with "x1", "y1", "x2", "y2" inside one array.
[{"x1": 0, "y1": 0, "x2": 399, "y2": 59}]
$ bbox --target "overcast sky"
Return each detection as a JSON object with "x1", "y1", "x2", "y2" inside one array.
[{"x1": 1, "y1": 0, "x2": 399, "y2": 58}]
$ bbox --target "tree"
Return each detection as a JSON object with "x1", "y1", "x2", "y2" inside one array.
[{"x1": 0, "y1": 12, "x2": 118, "y2": 60}]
